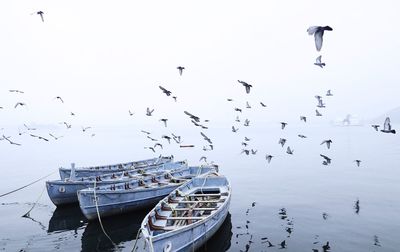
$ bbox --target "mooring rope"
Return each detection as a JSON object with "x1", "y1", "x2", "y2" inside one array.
[
  {"x1": 131, "y1": 228, "x2": 143, "y2": 252},
  {"x1": 0, "y1": 170, "x2": 57, "y2": 198},
  {"x1": 22, "y1": 185, "x2": 46, "y2": 217},
  {"x1": 93, "y1": 180, "x2": 119, "y2": 250}
]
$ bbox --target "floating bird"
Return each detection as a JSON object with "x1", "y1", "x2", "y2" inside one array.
[
  {"x1": 380, "y1": 117, "x2": 396, "y2": 134},
  {"x1": 320, "y1": 139, "x2": 332, "y2": 149},
  {"x1": 300, "y1": 116, "x2": 307, "y2": 122},
  {"x1": 184, "y1": 111, "x2": 200, "y2": 122},
  {"x1": 82, "y1": 126, "x2": 91, "y2": 132},
  {"x1": 129, "y1": 110, "x2": 134, "y2": 116},
  {"x1": 298, "y1": 134, "x2": 307, "y2": 138},
  {"x1": 238, "y1": 80, "x2": 252, "y2": 94},
  {"x1": 314, "y1": 55, "x2": 325, "y2": 68},
  {"x1": 326, "y1": 90, "x2": 333, "y2": 96},
  {"x1": 154, "y1": 143, "x2": 163, "y2": 149},
  {"x1": 49, "y1": 133, "x2": 63, "y2": 140},
  {"x1": 320, "y1": 154, "x2": 331, "y2": 165},
  {"x1": 280, "y1": 122, "x2": 287, "y2": 130},
  {"x1": 24, "y1": 124, "x2": 36, "y2": 131},
  {"x1": 146, "y1": 107, "x2": 154, "y2": 116},
  {"x1": 371, "y1": 125, "x2": 380, "y2": 131},
  {"x1": 161, "y1": 135, "x2": 171, "y2": 144},
  {"x1": 232, "y1": 126, "x2": 239, "y2": 133},
  {"x1": 286, "y1": 146, "x2": 294, "y2": 155},
  {"x1": 141, "y1": 130, "x2": 151, "y2": 135},
  {"x1": 14, "y1": 102, "x2": 26, "y2": 108},
  {"x1": 266, "y1": 154, "x2": 273, "y2": 163},
  {"x1": 307, "y1": 26, "x2": 333, "y2": 51},
  {"x1": 278, "y1": 138, "x2": 286, "y2": 147},
  {"x1": 316, "y1": 109, "x2": 322, "y2": 116},
  {"x1": 200, "y1": 132, "x2": 212, "y2": 144},
  {"x1": 159, "y1": 118, "x2": 168, "y2": 127},
  {"x1": 246, "y1": 101, "x2": 251, "y2": 109},
  {"x1": 199, "y1": 156, "x2": 207, "y2": 162},
  {"x1": 9, "y1": 89, "x2": 24, "y2": 93},
  {"x1": 234, "y1": 108, "x2": 242, "y2": 113},
  {"x1": 55, "y1": 96, "x2": 64, "y2": 103},
  {"x1": 159, "y1": 86, "x2": 172, "y2": 96},
  {"x1": 354, "y1": 160, "x2": 361, "y2": 167},
  {"x1": 244, "y1": 119, "x2": 250, "y2": 127},
  {"x1": 147, "y1": 136, "x2": 158, "y2": 141},
  {"x1": 260, "y1": 102, "x2": 267, "y2": 107},
  {"x1": 30, "y1": 134, "x2": 49, "y2": 142},
  {"x1": 177, "y1": 66, "x2": 185, "y2": 76},
  {"x1": 1, "y1": 135, "x2": 21, "y2": 146}
]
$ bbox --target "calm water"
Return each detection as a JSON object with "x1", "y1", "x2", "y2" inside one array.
[{"x1": 0, "y1": 124, "x2": 399, "y2": 251}]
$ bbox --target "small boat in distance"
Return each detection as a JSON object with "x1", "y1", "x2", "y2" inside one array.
[
  {"x1": 139, "y1": 172, "x2": 231, "y2": 252},
  {"x1": 58, "y1": 155, "x2": 173, "y2": 180},
  {"x1": 47, "y1": 161, "x2": 187, "y2": 206},
  {"x1": 77, "y1": 165, "x2": 219, "y2": 221}
]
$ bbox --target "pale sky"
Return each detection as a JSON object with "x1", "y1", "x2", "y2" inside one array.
[{"x1": 1, "y1": 0, "x2": 399, "y2": 128}]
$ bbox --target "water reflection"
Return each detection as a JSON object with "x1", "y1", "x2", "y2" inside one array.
[
  {"x1": 197, "y1": 212, "x2": 232, "y2": 252},
  {"x1": 48, "y1": 205, "x2": 87, "y2": 233}
]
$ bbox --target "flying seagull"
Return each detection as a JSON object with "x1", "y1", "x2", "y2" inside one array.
[
  {"x1": 30, "y1": 134, "x2": 49, "y2": 142},
  {"x1": 238, "y1": 80, "x2": 252, "y2": 94},
  {"x1": 251, "y1": 149, "x2": 257, "y2": 155},
  {"x1": 159, "y1": 118, "x2": 168, "y2": 127},
  {"x1": 159, "y1": 86, "x2": 172, "y2": 96},
  {"x1": 177, "y1": 66, "x2": 185, "y2": 76},
  {"x1": 241, "y1": 149, "x2": 250, "y2": 155},
  {"x1": 147, "y1": 135, "x2": 158, "y2": 141},
  {"x1": 380, "y1": 117, "x2": 396, "y2": 134},
  {"x1": 246, "y1": 101, "x2": 251, "y2": 109},
  {"x1": 316, "y1": 109, "x2": 322, "y2": 116},
  {"x1": 49, "y1": 133, "x2": 63, "y2": 140},
  {"x1": 371, "y1": 125, "x2": 380, "y2": 131},
  {"x1": 326, "y1": 90, "x2": 333, "y2": 96},
  {"x1": 300, "y1": 116, "x2": 307, "y2": 122},
  {"x1": 2, "y1": 135, "x2": 21, "y2": 146},
  {"x1": 278, "y1": 138, "x2": 286, "y2": 147},
  {"x1": 265, "y1": 154, "x2": 273, "y2": 163},
  {"x1": 145, "y1": 146, "x2": 155, "y2": 153},
  {"x1": 129, "y1": 110, "x2": 134, "y2": 116},
  {"x1": 82, "y1": 126, "x2": 91, "y2": 132},
  {"x1": 227, "y1": 98, "x2": 233, "y2": 102},
  {"x1": 280, "y1": 122, "x2": 287, "y2": 130},
  {"x1": 314, "y1": 55, "x2": 325, "y2": 68},
  {"x1": 244, "y1": 119, "x2": 250, "y2": 127},
  {"x1": 199, "y1": 156, "x2": 207, "y2": 162},
  {"x1": 232, "y1": 126, "x2": 239, "y2": 133},
  {"x1": 235, "y1": 116, "x2": 240, "y2": 122},
  {"x1": 354, "y1": 160, "x2": 361, "y2": 167},
  {"x1": 321, "y1": 139, "x2": 332, "y2": 149},
  {"x1": 286, "y1": 146, "x2": 294, "y2": 155},
  {"x1": 14, "y1": 102, "x2": 26, "y2": 108},
  {"x1": 9, "y1": 90, "x2": 24, "y2": 93},
  {"x1": 55, "y1": 96, "x2": 64, "y2": 103},
  {"x1": 260, "y1": 102, "x2": 267, "y2": 107},
  {"x1": 146, "y1": 107, "x2": 154, "y2": 116},
  {"x1": 320, "y1": 154, "x2": 331, "y2": 165},
  {"x1": 35, "y1": 11, "x2": 45, "y2": 22},
  {"x1": 63, "y1": 122, "x2": 72, "y2": 129},
  {"x1": 200, "y1": 132, "x2": 212, "y2": 144},
  {"x1": 154, "y1": 143, "x2": 163, "y2": 149},
  {"x1": 184, "y1": 111, "x2": 200, "y2": 122},
  {"x1": 317, "y1": 98, "x2": 325, "y2": 108},
  {"x1": 298, "y1": 134, "x2": 307, "y2": 138},
  {"x1": 307, "y1": 26, "x2": 333, "y2": 51},
  {"x1": 24, "y1": 124, "x2": 36, "y2": 131},
  {"x1": 172, "y1": 96, "x2": 177, "y2": 102},
  {"x1": 141, "y1": 130, "x2": 151, "y2": 135},
  {"x1": 161, "y1": 135, "x2": 171, "y2": 144}
]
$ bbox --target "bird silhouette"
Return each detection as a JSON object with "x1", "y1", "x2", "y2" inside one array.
[
  {"x1": 354, "y1": 160, "x2": 361, "y2": 167},
  {"x1": 371, "y1": 125, "x2": 380, "y2": 131},
  {"x1": 381, "y1": 117, "x2": 396, "y2": 134},
  {"x1": 244, "y1": 137, "x2": 251, "y2": 141},
  {"x1": 129, "y1": 110, "x2": 134, "y2": 116},
  {"x1": 298, "y1": 134, "x2": 307, "y2": 138},
  {"x1": 322, "y1": 241, "x2": 330, "y2": 252},
  {"x1": 9, "y1": 89, "x2": 24, "y2": 93},
  {"x1": 146, "y1": 107, "x2": 154, "y2": 116},
  {"x1": 354, "y1": 199, "x2": 360, "y2": 214},
  {"x1": 35, "y1": 11, "x2": 45, "y2": 22},
  {"x1": 159, "y1": 118, "x2": 168, "y2": 127},
  {"x1": 184, "y1": 111, "x2": 200, "y2": 122},
  {"x1": 316, "y1": 109, "x2": 322, "y2": 116},
  {"x1": 82, "y1": 126, "x2": 91, "y2": 132},
  {"x1": 251, "y1": 149, "x2": 257, "y2": 155},
  {"x1": 227, "y1": 98, "x2": 233, "y2": 102},
  {"x1": 177, "y1": 66, "x2": 185, "y2": 76},
  {"x1": 320, "y1": 139, "x2": 332, "y2": 149},
  {"x1": 326, "y1": 90, "x2": 333, "y2": 96},
  {"x1": 232, "y1": 126, "x2": 239, "y2": 133},
  {"x1": 307, "y1": 26, "x2": 333, "y2": 51},
  {"x1": 280, "y1": 240, "x2": 286, "y2": 249},
  {"x1": 159, "y1": 86, "x2": 172, "y2": 96},
  {"x1": 63, "y1": 122, "x2": 72, "y2": 129},
  {"x1": 2, "y1": 135, "x2": 21, "y2": 146},
  {"x1": 49, "y1": 133, "x2": 63, "y2": 140},
  {"x1": 278, "y1": 138, "x2": 286, "y2": 147},
  {"x1": 200, "y1": 132, "x2": 212, "y2": 144},
  {"x1": 147, "y1": 136, "x2": 158, "y2": 141},
  {"x1": 246, "y1": 101, "x2": 251, "y2": 109},
  {"x1": 241, "y1": 149, "x2": 250, "y2": 155},
  {"x1": 55, "y1": 96, "x2": 64, "y2": 103},
  {"x1": 244, "y1": 119, "x2": 250, "y2": 127},
  {"x1": 145, "y1": 146, "x2": 155, "y2": 153},
  {"x1": 161, "y1": 135, "x2": 171, "y2": 144},
  {"x1": 314, "y1": 55, "x2": 326, "y2": 68},
  {"x1": 172, "y1": 96, "x2": 177, "y2": 102},
  {"x1": 235, "y1": 116, "x2": 240, "y2": 122},
  {"x1": 141, "y1": 130, "x2": 151, "y2": 135},
  {"x1": 199, "y1": 156, "x2": 207, "y2": 162},
  {"x1": 300, "y1": 116, "x2": 307, "y2": 122},
  {"x1": 24, "y1": 124, "x2": 36, "y2": 131},
  {"x1": 280, "y1": 122, "x2": 287, "y2": 130},
  {"x1": 286, "y1": 146, "x2": 294, "y2": 155},
  {"x1": 266, "y1": 154, "x2": 273, "y2": 163},
  {"x1": 234, "y1": 108, "x2": 242, "y2": 113},
  {"x1": 238, "y1": 80, "x2": 252, "y2": 94},
  {"x1": 14, "y1": 102, "x2": 26, "y2": 108},
  {"x1": 320, "y1": 154, "x2": 331, "y2": 165},
  {"x1": 260, "y1": 102, "x2": 267, "y2": 107},
  {"x1": 30, "y1": 134, "x2": 49, "y2": 142},
  {"x1": 154, "y1": 143, "x2": 163, "y2": 149}
]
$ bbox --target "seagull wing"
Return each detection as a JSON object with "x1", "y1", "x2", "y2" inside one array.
[
  {"x1": 316, "y1": 55, "x2": 322, "y2": 63},
  {"x1": 314, "y1": 30, "x2": 324, "y2": 51},
  {"x1": 384, "y1": 117, "x2": 391, "y2": 130},
  {"x1": 245, "y1": 85, "x2": 251, "y2": 94},
  {"x1": 307, "y1": 26, "x2": 319, "y2": 35}
]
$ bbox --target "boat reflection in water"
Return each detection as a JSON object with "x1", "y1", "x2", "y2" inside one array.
[
  {"x1": 47, "y1": 205, "x2": 88, "y2": 233},
  {"x1": 197, "y1": 212, "x2": 232, "y2": 252}
]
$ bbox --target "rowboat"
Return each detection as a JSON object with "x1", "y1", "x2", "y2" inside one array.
[
  {"x1": 139, "y1": 172, "x2": 231, "y2": 252},
  {"x1": 58, "y1": 155, "x2": 173, "y2": 180},
  {"x1": 77, "y1": 165, "x2": 219, "y2": 221},
  {"x1": 47, "y1": 161, "x2": 187, "y2": 206}
]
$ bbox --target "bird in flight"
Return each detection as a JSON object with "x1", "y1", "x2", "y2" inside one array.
[
  {"x1": 70, "y1": 112, "x2": 75, "y2": 116},
  {"x1": 286, "y1": 146, "x2": 294, "y2": 155},
  {"x1": 260, "y1": 102, "x2": 267, "y2": 107},
  {"x1": 300, "y1": 116, "x2": 307, "y2": 122},
  {"x1": 200, "y1": 132, "x2": 212, "y2": 144},
  {"x1": 146, "y1": 107, "x2": 154, "y2": 116},
  {"x1": 55, "y1": 96, "x2": 64, "y2": 103},
  {"x1": 234, "y1": 108, "x2": 242, "y2": 113},
  {"x1": 14, "y1": 102, "x2": 26, "y2": 108},
  {"x1": 184, "y1": 111, "x2": 200, "y2": 122},
  {"x1": 265, "y1": 154, "x2": 273, "y2": 163},
  {"x1": 326, "y1": 90, "x2": 333, "y2": 96},
  {"x1": 34, "y1": 11, "x2": 45, "y2": 22},
  {"x1": 161, "y1": 135, "x2": 171, "y2": 144},
  {"x1": 30, "y1": 134, "x2": 49, "y2": 142},
  {"x1": 381, "y1": 117, "x2": 396, "y2": 134},
  {"x1": 251, "y1": 149, "x2": 257, "y2": 155},
  {"x1": 129, "y1": 110, "x2": 134, "y2": 116},
  {"x1": 307, "y1": 25, "x2": 333, "y2": 51},
  {"x1": 371, "y1": 125, "x2": 380, "y2": 131},
  {"x1": 154, "y1": 143, "x2": 163, "y2": 149},
  {"x1": 298, "y1": 134, "x2": 307, "y2": 138},
  {"x1": 316, "y1": 109, "x2": 322, "y2": 116},
  {"x1": 172, "y1": 96, "x2": 177, "y2": 102},
  {"x1": 159, "y1": 118, "x2": 168, "y2": 127},
  {"x1": 314, "y1": 55, "x2": 326, "y2": 68},
  {"x1": 145, "y1": 146, "x2": 155, "y2": 153},
  {"x1": 232, "y1": 126, "x2": 239, "y2": 133},
  {"x1": 49, "y1": 133, "x2": 63, "y2": 140},
  {"x1": 177, "y1": 66, "x2": 185, "y2": 76},
  {"x1": 1, "y1": 135, "x2": 21, "y2": 146},
  {"x1": 244, "y1": 119, "x2": 250, "y2": 127},
  {"x1": 141, "y1": 130, "x2": 151, "y2": 135},
  {"x1": 82, "y1": 126, "x2": 91, "y2": 132},
  {"x1": 278, "y1": 138, "x2": 286, "y2": 147},
  {"x1": 159, "y1": 86, "x2": 172, "y2": 96},
  {"x1": 147, "y1": 135, "x2": 158, "y2": 141},
  {"x1": 280, "y1": 122, "x2": 287, "y2": 130},
  {"x1": 320, "y1": 154, "x2": 331, "y2": 165},
  {"x1": 63, "y1": 122, "x2": 72, "y2": 129},
  {"x1": 24, "y1": 124, "x2": 36, "y2": 131},
  {"x1": 238, "y1": 80, "x2": 252, "y2": 94},
  {"x1": 199, "y1": 156, "x2": 207, "y2": 162},
  {"x1": 246, "y1": 102, "x2": 251, "y2": 109},
  {"x1": 9, "y1": 90, "x2": 24, "y2": 93},
  {"x1": 354, "y1": 160, "x2": 361, "y2": 167},
  {"x1": 321, "y1": 139, "x2": 332, "y2": 149},
  {"x1": 241, "y1": 149, "x2": 250, "y2": 155}
]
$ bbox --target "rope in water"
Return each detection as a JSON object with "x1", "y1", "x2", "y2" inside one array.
[
  {"x1": 93, "y1": 180, "x2": 119, "y2": 250},
  {"x1": 130, "y1": 228, "x2": 143, "y2": 252},
  {"x1": 0, "y1": 170, "x2": 57, "y2": 198},
  {"x1": 22, "y1": 185, "x2": 46, "y2": 217}
]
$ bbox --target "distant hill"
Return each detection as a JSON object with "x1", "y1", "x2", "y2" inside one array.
[{"x1": 372, "y1": 106, "x2": 400, "y2": 124}]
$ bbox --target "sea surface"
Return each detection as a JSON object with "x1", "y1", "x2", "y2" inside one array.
[{"x1": 0, "y1": 123, "x2": 399, "y2": 251}]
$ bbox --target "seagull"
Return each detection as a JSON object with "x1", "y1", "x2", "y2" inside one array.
[
  {"x1": 286, "y1": 146, "x2": 294, "y2": 155},
  {"x1": 147, "y1": 136, "x2": 158, "y2": 141},
  {"x1": 265, "y1": 154, "x2": 273, "y2": 163},
  {"x1": 184, "y1": 111, "x2": 200, "y2": 122},
  {"x1": 24, "y1": 124, "x2": 36, "y2": 131},
  {"x1": 320, "y1": 154, "x2": 331, "y2": 165},
  {"x1": 2, "y1": 135, "x2": 21, "y2": 146},
  {"x1": 146, "y1": 107, "x2": 154, "y2": 116},
  {"x1": 129, "y1": 110, "x2": 134, "y2": 116},
  {"x1": 171, "y1": 133, "x2": 182, "y2": 144},
  {"x1": 235, "y1": 116, "x2": 240, "y2": 122},
  {"x1": 18, "y1": 130, "x2": 26, "y2": 136},
  {"x1": 321, "y1": 139, "x2": 332, "y2": 149},
  {"x1": 154, "y1": 143, "x2": 163, "y2": 149},
  {"x1": 241, "y1": 149, "x2": 250, "y2": 155},
  {"x1": 300, "y1": 116, "x2": 307, "y2": 122},
  {"x1": 307, "y1": 26, "x2": 333, "y2": 51},
  {"x1": 227, "y1": 98, "x2": 233, "y2": 102},
  {"x1": 177, "y1": 66, "x2": 185, "y2": 76},
  {"x1": 280, "y1": 240, "x2": 286, "y2": 249},
  {"x1": 232, "y1": 126, "x2": 239, "y2": 133},
  {"x1": 70, "y1": 112, "x2": 75, "y2": 116},
  {"x1": 172, "y1": 96, "x2": 177, "y2": 102},
  {"x1": 280, "y1": 122, "x2": 287, "y2": 130},
  {"x1": 314, "y1": 55, "x2": 325, "y2": 68},
  {"x1": 241, "y1": 142, "x2": 248, "y2": 147},
  {"x1": 199, "y1": 156, "x2": 207, "y2": 162},
  {"x1": 234, "y1": 108, "x2": 242, "y2": 113},
  {"x1": 278, "y1": 138, "x2": 286, "y2": 147},
  {"x1": 49, "y1": 133, "x2": 63, "y2": 140},
  {"x1": 238, "y1": 80, "x2": 252, "y2": 94},
  {"x1": 380, "y1": 117, "x2": 396, "y2": 134},
  {"x1": 251, "y1": 149, "x2": 257, "y2": 155},
  {"x1": 145, "y1": 146, "x2": 155, "y2": 153},
  {"x1": 159, "y1": 118, "x2": 168, "y2": 127},
  {"x1": 298, "y1": 134, "x2": 307, "y2": 138},
  {"x1": 82, "y1": 126, "x2": 91, "y2": 132},
  {"x1": 161, "y1": 135, "x2": 171, "y2": 144},
  {"x1": 9, "y1": 90, "x2": 24, "y2": 93},
  {"x1": 63, "y1": 122, "x2": 72, "y2": 129},
  {"x1": 316, "y1": 109, "x2": 322, "y2": 116},
  {"x1": 14, "y1": 102, "x2": 26, "y2": 108},
  {"x1": 55, "y1": 96, "x2": 64, "y2": 103},
  {"x1": 159, "y1": 86, "x2": 172, "y2": 96},
  {"x1": 317, "y1": 99, "x2": 325, "y2": 108},
  {"x1": 322, "y1": 242, "x2": 330, "y2": 252},
  {"x1": 35, "y1": 11, "x2": 45, "y2": 22},
  {"x1": 30, "y1": 134, "x2": 49, "y2": 142},
  {"x1": 244, "y1": 137, "x2": 251, "y2": 141},
  {"x1": 244, "y1": 119, "x2": 250, "y2": 127},
  {"x1": 326, "y1": 90, "x2": 333, "y2": 96},
  {"x1": 260, "y1": 102, "x2": 267, "y2": 107},
  {"x1": 371, "y1": 125, "x2": 380, "y2": 131},
  {"x1": 200, "y1": 132, "x2": 212, "y2": 144},
  {"x1": 246, "y1": 101, "x2": 251, "y2": 109},
  {"x1": 141, "y1": 130, "x2": 151, "y2": 135},
  {"x1": 354, "y1": 160, "x2": 361, "y2": 167}
]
